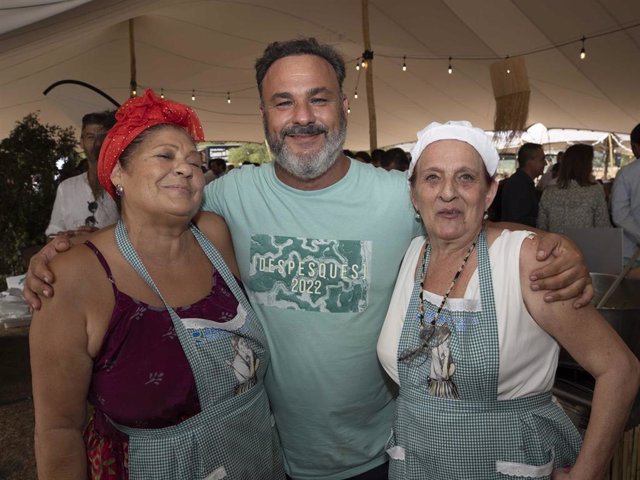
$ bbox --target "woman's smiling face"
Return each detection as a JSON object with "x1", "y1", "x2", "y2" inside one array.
[
  {"x1": 411, "y1": 139, "x2": 497, "y2": 243},
  {"x1": 111, "y1": 125, "x2": 205, "y2": 219}
]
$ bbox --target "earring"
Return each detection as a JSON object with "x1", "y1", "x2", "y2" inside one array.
[
  {"x1": 414, "y1": 210, "x2": 422, "y2": 221},
  {"x1": 115, "y1": 184, "x2": 124, "y2": 197},
  {"x1": 483, "y1": 210, "x2": 489, "y2": 221}
]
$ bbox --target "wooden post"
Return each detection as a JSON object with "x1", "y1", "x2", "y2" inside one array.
[
  {"x1": 605, "y1": 133, "x2": 614, "y2": 180},
  {"x1": 361, "y1": 0, "x2": 377, "y2": 150},
  {"x1": 129, "y1": 19, "x2": 137, "y2": 97}
]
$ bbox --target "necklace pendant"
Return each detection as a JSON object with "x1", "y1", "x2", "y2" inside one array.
[{"x1": 418, "y1": 323, "x2": 435, "y2": 342}]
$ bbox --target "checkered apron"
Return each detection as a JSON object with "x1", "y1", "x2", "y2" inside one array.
[
  {"x1": 110, "y1": 220, "x2": 285, "y2": 479},
  {"x1": 388, "y1": 230, "x2": 582, "y2": 479}
]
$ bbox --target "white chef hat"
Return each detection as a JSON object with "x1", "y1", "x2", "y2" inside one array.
[{"x1": 408, "y1": 121, "x2": 499, "y2": 180}]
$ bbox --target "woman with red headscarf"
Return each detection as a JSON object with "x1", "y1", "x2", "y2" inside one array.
[{"x1": 30, "y1": 90, "x2": 285, "y2": 479}]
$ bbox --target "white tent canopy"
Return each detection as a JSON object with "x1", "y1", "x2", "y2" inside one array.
[{"x1": 1, "y1": 0, "x2": 639, "y2": 150}]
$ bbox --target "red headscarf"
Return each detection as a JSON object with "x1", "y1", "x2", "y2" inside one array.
[{"x1": 98, "y1": 89, "x2": 205, "y2": 199}]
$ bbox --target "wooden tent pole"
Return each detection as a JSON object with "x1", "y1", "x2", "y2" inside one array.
[
  {"x1": 361, "y1": 0, "x2": 377, "y2": 151},
  {"x1": 129, "y1": 18, "x2": 137, "y2": 97},
  {"x1": 606, "y1": 133, "x2": 614, "y2": 180}
]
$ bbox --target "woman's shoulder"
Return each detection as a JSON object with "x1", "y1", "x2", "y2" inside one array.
[
  {"x1": 49, "y1": 241, "x2": 106, "y2": 291},
  {"x1": 194, "y1": 211, "x2": 230, "y2": 246},
  {"x1": 488, "y1": 227, "x2": 536, "y2": 264}
]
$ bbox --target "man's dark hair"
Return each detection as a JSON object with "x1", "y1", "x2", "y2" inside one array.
[
  {"x1": 516, "y1": 143, "x2": 543, "y2": 169},
  {"x1": 255, "y1": 38, "x2": 346, "y2": 100},
  {"x1": 381, "y1": 148, "x2": 410, "y2": 171},
  {"x1": 82, "y1": 110, "x2": 117, "y2": 130},
  {"x1": 631, "y1": 123, "x2": 640, "y2": 145},
  {"x1": 209, "y1": 157, "x2": 226, "y2": 171}
]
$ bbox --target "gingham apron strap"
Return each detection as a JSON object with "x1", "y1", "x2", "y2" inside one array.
[
  {"x1": 114, "y1": 220, "x2": 206, "y2": 376},
  {"x1": 190, "y1": 224, "x2": 255, "y2": 319},
  {"x1": 476, "y1": 228, "x2": 500, "y2": 399}
]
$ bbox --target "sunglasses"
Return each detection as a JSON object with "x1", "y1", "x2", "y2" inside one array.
[{"x1": 85, "y1": 201, "x2": 98, "y2": 227}]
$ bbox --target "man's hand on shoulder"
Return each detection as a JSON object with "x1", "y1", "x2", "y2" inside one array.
[
  {"x1": 529, "y1": 231, "x2": 593, "y2": 308},
  {"x1": 23, "y1": 235, "x2": 73, "y2": 311}
]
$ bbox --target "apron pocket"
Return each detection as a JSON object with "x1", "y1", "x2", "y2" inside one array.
[{"x1": 496, "y1": 448, "x2": 554, "y2": 478}]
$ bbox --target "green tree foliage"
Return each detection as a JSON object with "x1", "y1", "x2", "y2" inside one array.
[
  {"x1": 0, "y1": 113, "x2": 79, "y2": 284},
  {"x1": 227, "y1": 143, "x2": 271, "y2": 166}
]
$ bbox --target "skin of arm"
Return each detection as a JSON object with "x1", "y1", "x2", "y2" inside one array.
[
  {"x1": 30, "y1": 248, "x2": 98, "y2": 480},
  {"x1": 25, "y1": 215, "x2": 592, "y2": 310},
  {"x1": 491, "y1": 221, "x2": 592, "y2": 307},
  {"x1": 519, "y1": 236, "x2": 640, "y2": 480}
]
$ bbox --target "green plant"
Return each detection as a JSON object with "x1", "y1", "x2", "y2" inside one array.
[
  {"x1": 0, "y1": 113, "x2": 80, "y2": 281},
  {"x1": 227, "y1": 143, "x2": 271, "y2": 166}
]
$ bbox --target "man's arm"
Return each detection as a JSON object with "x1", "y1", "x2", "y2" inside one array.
[
  {"x1": 611, "y1": 171, "x2": 640, "y2": 245},
  {"x1": 491, "y1": 221, "x2": 592, "y2": 308}
]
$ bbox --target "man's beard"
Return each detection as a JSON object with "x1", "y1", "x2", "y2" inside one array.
[{"x1": 265, "y1": 109, "x2": 347, "y2": 181}]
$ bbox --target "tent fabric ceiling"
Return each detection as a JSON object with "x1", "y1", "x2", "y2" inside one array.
[{"x1": 1, "y1": 0, "x2": 639, "y2": 150}]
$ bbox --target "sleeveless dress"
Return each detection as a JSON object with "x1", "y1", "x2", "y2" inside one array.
[
  {"x1": 82, "y1": 221, "x2": 284, "y2": 479},
  {"x1": 383, "y1": 230, "x2": 582, "y2": 479}
]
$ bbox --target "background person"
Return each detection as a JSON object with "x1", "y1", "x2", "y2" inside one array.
[
  {"x1": 611, "y1": 123, "x2": 640, "y2": 272},
  {"x1": 45, "y1": 111, "x2": 119, "y2": 238},
  {"x1": 378, "y1": 121, "x2": 639, "y2": 479},
  {"x1": 30, "y1": 90, "x2": 284, "y2": 479},
  {"x1": 537, "y1": 143, "x2": 611, "y2": 233},
  {"x1": 25, "y1": 39, "x2": 593, "y2": 480},
  {"x1": 501, "y1": 142, "x2": 546, "y2": 227},
  {"x1": 204, "y1": 156, "x2": 227, "y2": 184}
]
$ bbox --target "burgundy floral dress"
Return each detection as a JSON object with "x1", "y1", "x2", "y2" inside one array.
[{"x1": 83, "y1": 241, "x2": 242, "y2": 479}]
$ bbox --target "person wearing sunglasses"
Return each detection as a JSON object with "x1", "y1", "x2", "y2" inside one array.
[{"x1": 45, "y1": 111, "x2": 120, "y2": 239}]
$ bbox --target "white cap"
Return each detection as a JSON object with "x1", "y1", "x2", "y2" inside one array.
[{"x1": 408, "y1": 121, "x2": 499, "y2": 179}]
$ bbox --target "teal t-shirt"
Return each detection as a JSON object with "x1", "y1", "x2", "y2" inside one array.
[{"x1": 202, "y1": 160, "x2": 420, "y2": 480}]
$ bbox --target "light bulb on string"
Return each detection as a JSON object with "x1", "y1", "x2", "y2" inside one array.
[
  {"x1": 191, "y1": 90, "x2": 196, "y2": 102},
  {"x1": 402, "y1": 56, "x2": 407, "y2": 72},
  {"x1": 132, "y1": 89, "x2": 137, "y2": 96},
  {"x1": 160, "y1": 88, "x2": 165, "y2": 99},
  {"x1": 227, "y1": 92, "x2": 231, "y2": 104},
  {"x1": 356, "y1": 59, "x2": 360, "y2": 71},
  {"x1": 354, "y1": 89, "x2": 358, "y2": 100},
  {"x1": 361, "y1": 59, "x2": 367, "y2": 69},
  {"x1": 347, "y1": 106, "x2": 351, "y2": 114},
  {"x1": 580, "y1": 36, "x2": 586, "y2": 60},
  {"x1": 447, "y1": 57, "x2": 453, "y2": 75},
  {"x1": 506, "y1": 56, "x2": 511, "y2": 74}
]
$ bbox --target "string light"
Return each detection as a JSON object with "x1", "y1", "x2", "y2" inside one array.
[
  {"x1": 160, "y1": 88, "x2": 165, "y2": 99},
  {"x1": 132, "y1": 89, "x2": 137, "y2": 96},
  {"x1": 375, "y1": 24, "x2": 640, "y2": 71},
  {"x1": 354, "y1": 89, "x2": 358, "y2": 99},
  {"x1": 227, "y1": 91, "x2": 231, "y2": 104},
  {"x1": 347, "y1": 106, "x2": 351, "y2": 114},
  {"x1": 191, "y1": 90, "x2": 196, "y2": 102},
  {"x1": 356, "y1": 59, "x2": 360, "y2": 71},
  {"x1": 402, "y1": 56, "x2": 407, "y2": 72},
  {"x1": 361, "y1": 50, "x2": 374, "y2": 70},
  {"x1": 506, "y1": 55, "x2": 511, "y2": 74},
  {"x1": 447, "y1": 56, "x2": 453, "y2": 74}
]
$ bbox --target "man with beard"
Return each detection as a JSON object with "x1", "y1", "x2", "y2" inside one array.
[
  {"x1": 26, "y1": 38, "x2": 592, "y2": 480},
  {"x1": 200, "y1": 38, "x2": 591, "y2": 480}
]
